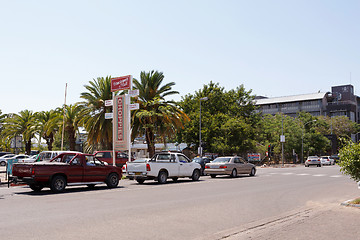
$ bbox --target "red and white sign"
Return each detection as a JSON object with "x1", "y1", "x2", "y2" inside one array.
[
  {"x1": 111, "y1": 75, "x2": 132, "y2": 92},
  {"x1": 105, "y1": 100, "x2": 113, "y2": 107},
  {"x1": 113, "y1": 95, "x2": 129, "y2": 150}
]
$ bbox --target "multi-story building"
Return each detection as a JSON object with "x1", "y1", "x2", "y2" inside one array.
[{"x1": 255, "y1": 84, "x2": 359, "y2": 123}]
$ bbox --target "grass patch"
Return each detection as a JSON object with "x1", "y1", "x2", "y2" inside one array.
[{"x1": 349, "y1": 198, "x2": 360, "y2": 205}]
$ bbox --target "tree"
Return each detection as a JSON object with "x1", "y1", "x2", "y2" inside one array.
[
  {"x1": 3, "y1": 110, "x2": 37, "y2": 154},
  {"x1": 132, "y1": 70, "x2": 189, "y2": 157},
  {"x1": 338, "y1": 140, "x2": 360, "y2": 182},
  {"x1": 0, "y1": 110, "x2": 9, "y2": 151},
  {"x1": 60, "y1": 104, "x2": 82, "y2": 151},
  {"x1": 178, "y1": 82, "x2": 258, "y2": 156},
  {"x1": 78, "y1": 76, "x2": 115, "y2": 151},
  {"x1": 36, "y1": 110, "x2": 61, "y2": 151}
]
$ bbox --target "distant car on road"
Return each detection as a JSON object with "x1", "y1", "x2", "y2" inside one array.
[
  {"x1": 320, "y1": 156, "x2": 335, "y2": 165},
  {"x1": 192, "y1": 157, "x2": 212, "y2": 175},
  {"x1": 305, "y1": 156, "x2": 321, "y2": 167},
  {"x1": 17, "y1": 155, "x2": 38, "y2": 163},
  {"x1": 94, "y1": 150, "x2": 131, "y2": 167},
  {"x1": 0, "y1": 154, "x2": 16, "y2": 166},
  {"x1": 204, "y1": 156, "x2": 256, "y2": 178}
]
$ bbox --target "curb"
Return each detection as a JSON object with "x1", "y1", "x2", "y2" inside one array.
[{"x1": 341, "y1": 199, "x2": 360, "y2": 208}]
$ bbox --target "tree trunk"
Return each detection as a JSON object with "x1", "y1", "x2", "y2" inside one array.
[
  {"x1": 145, "y1": 127, "x2": 155, "y2": 158},
  {"x1": 25, "y1": 139, "x2": 31, "y2": 155}
]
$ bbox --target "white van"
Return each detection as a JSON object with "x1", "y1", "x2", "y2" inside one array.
[{"x1": 37, "y1": 151, "x2": 81, "y2": 161}]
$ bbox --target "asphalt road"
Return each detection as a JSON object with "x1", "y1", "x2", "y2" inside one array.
[{"x1": 0, "y1": 165, "x2": 359, "y2": 240}]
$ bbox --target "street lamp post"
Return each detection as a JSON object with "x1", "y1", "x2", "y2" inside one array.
[
  {"x1": 301, "y1": 120, "x2": 317, "y2": 164},
  {"x1": 199, "y1": 97, "x2": 208, "y2": 157}
]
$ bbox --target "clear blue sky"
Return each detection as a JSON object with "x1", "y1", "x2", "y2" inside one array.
[{"x1": 1, "y1": 0, "x2": 359, "y2": 114}]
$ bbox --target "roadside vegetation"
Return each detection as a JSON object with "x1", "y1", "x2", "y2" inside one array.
[{"x1": 0, "y1": 71, "x2": 359, "y2": 162}]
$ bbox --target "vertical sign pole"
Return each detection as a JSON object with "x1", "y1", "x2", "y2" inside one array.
[
  {"x1": 112, "y1": 92, "x2": 116, "y2": 166},
  {"x1": 128, "y1": 76, "x2": 133, "y2": 163}
]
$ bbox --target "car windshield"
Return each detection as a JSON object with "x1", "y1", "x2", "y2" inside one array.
[
  {"x1": 213, "y1": 157, "x2": 231, "y2": 163},
  {"x1": 192, "y1": 158, "x2": 202, "y2": 163}
]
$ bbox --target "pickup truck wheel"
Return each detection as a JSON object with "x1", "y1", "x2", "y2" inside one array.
[
  {"x1": 191, "y1": 169, "x2": 200, "y2": 181},
  {"x1": 29, "y1": 183, "x2": 44, "y2": 192},
  {"x1": 50, "y1": 175, "x2": 66, "y2": 193},
  {"x1": 158, "y1": 171, "x2": 168, "y2": 184},
  {"x1": 136, "y1": 179, "x2": 145, "y2": 184},
  {"x1": 106, "y1": 173, "x2": 119, "y2": 188}
]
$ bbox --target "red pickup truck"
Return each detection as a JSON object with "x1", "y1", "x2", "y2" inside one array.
[{"x1": 12, "y1": 152, "x2": 122, "y2": 193}]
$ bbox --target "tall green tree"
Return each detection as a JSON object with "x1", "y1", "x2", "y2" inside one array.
[
  {"x1": 60, "y1": 104, "x2": 82, "y2": 151},
  {"x1": 36, "y1": 110, "x2": 61, "y2": 151},
  {"x1": 0, "y1": 110, "x2": 9, "y2": 151},
  {"x1": 178, "y1": 82, "x2": 258, "y2": 156},
  {"x1": 78, "y1": 76, "x2": 115, "y2": 150},
  {"x1": 132, "y1": 70, "x2": 189, "y2": 157},
  {"x1": 3, "y1": 110, "x2": 37, "y2": 154}
]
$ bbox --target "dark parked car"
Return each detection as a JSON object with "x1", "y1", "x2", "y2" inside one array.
[{"x1": 192, "y1": 157, "x2": 212, "y2": 175}]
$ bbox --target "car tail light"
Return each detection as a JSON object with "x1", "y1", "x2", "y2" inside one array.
[
  {"x1": 31, "y1": 167, "x2": 35, "y2": 175},
  {"x1": 205, "y1": 165, "x2": 210, "y2": 169},
  {"x1": 219, "y1": 165, "x2": 227, "y2": 169},
  {"x1": 146, "y1": 163, "x2": 151, "y2": 171}
]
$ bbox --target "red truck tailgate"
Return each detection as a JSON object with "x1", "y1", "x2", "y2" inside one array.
[{"x1": 12, "y1": 163, "x2": 33, "y2": 177}]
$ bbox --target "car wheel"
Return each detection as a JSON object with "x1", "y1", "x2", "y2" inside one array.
[
  {"x1": 210, "y1": 174, "x2": 216, "y2": 178},
  {"x1": 230, "y1": 169, "x2": 237, "y2": 178},
  {"x1": 192, "y1": 169, "x2": 200, "y2": 181},
  {"x1": 158, "y1": 171, "x2": 168, "y2": 184},
  {"x1": 106, "y1": 173, "x2": 119, "y2": 188},
  {"x1": 29, "y1": 183, "x2": 44, "y2": 192},
  {"x1": 136, "y1": 179, "x2": 145, "y2": 184},
  {"x1": 0, "y1": 161, "x2": 6, "y2": 166},
  {"x1": 50, "y1": 175, "x2": 67, "y2": 193},
  {"x1": 250, "y1": 168, "x2": 256, "y2": 176}
]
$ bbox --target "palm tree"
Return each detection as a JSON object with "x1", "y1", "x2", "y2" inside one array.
[
  {"x1": 3, "y1": 110, "x2": 37, "y2": 154},
  {"x1": 36, "y1": 110, "x2": 61, "y2": 151},
  {"x1": 78, "y1": 76, "x2": 115, "y2": 151},
  {"x1": 132, "y1": 70, "x2": 189, "y2": 157},
  {"x1": 60, "y1": 104, "x2": 82, "y2": 151}
]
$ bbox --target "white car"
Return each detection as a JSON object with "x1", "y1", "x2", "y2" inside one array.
[
  {"x1": 17, "y1": 155, "x2": 38, "y2": 163},
  {"x1": 0, "y1": 154, "x2": 16, "y2": 166},
  {"x1": 126, "y1": 152, "x2": 201, "y2": 184},
  {"x1": 320, "y1": 156, "x2": 335, "y2": 165}
]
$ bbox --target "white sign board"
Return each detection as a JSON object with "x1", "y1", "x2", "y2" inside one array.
[
  {"x1": 129, "y1": 103, "x2": 139, "y2": 110},
  {"x1": 280, "y1": 135, "x2": 285, "y2": 143},
  {"x1": 105, "y1": 100, "x2": 113, "y2": 107},
  {"x1": 129, "y1": 89, "x2": 139, "y2": 97},
  {"x1": 105, "y1": 112, "x2": 113, "y2": 119}
]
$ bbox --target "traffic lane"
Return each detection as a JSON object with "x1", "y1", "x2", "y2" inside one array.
[{"x1": 0, "y1": 166, "x2": 357, "y2": 240}]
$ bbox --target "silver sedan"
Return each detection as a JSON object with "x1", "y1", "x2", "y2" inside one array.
[{"x1": 204, "y1": 156, "x2": 256, "y2": 178}]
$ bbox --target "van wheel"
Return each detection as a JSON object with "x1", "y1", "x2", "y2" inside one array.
[{"x1": 50, "y1": 175, "x2": 66, "y2": 193}]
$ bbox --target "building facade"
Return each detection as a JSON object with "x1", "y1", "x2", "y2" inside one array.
[{"x1": 255, "y1": 84, "x2": 359, "y2": 123}]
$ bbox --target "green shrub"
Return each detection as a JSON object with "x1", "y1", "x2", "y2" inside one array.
[{"x1": 338, "y1": 141, "x2": 360, "y2": 182}]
